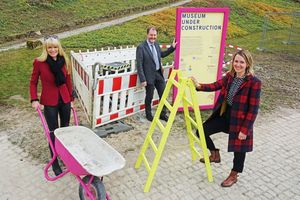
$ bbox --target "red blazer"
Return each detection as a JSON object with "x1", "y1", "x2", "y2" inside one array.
[
  {"x1": 198, "y1": 72, "x2": 261, "y2": 152},
  {"x1": 30, "y1": 59, "x2": 73, "y2": 106}
]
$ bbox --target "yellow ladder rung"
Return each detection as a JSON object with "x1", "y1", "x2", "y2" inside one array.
[
  {"x1": 155, "y1": 118, "x2": 165, "y2": 133},
  {"x1": 142, "y1": 154, "x2": 151, "y2": 173},
  {"x1": 191, "y1": 146, "x2": 201, "y2": 157},
  {"x1": 187, "y1": 115, "x2": 197, "y2": 128},
  {"x1": 183, "y1": 96, "x2": 193, "y2": 106},
  {"x1": 188, "y1": 130, "x2": 200, "y2": 141},
  {"x1": 171, "y1": 79, "x2": 180, "y2": 88},
  {"x1": 164, "y1": 100, "x2": 172, "y2": 111},
  {"x1": 148, "y1": 138, "x2": 158, "y2": 153}
]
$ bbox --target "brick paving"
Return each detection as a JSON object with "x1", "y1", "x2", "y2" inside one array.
[{"x1": 1, "y1": 108, "x2": 300, "y2": 200}]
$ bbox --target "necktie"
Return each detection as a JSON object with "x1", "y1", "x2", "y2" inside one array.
[{"x1": 150, "y1": 44, "x2": 160, "y2": 70}]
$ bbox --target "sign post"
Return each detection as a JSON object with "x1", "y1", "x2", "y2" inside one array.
[{"x1": 174, "y1": 7, "x2": 229, "y2": 110}]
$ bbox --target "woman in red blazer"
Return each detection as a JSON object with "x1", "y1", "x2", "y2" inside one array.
[
  {"x1": 30, "y1": 35, "x2": 74, "y2": 176},
  {"x1": 191, "y1": 50, "x2": 261, "y2": 187}
]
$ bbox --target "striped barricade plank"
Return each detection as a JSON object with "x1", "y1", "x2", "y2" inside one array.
[
  {"x1": 93, "y1": 70, "x2": 169, "y2": 127},
  {"x1": 95, "y1": 99, "x2": 160, "y2": 126}
]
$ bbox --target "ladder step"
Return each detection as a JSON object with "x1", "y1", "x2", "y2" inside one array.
[
  {"x1": 183, "y1": 96, "x2": 193, "y2": 106},
  {"x1": 191, "y1": 146, "x2": 201, "y2": 157},
  {"x1": 149, "y1": 138, "x2": 158, "y2": 153},
  {"x1": 164, "y1": 100, "x2": 172, "y2": 111},
  {"x1": 189, "y1": 130, "x2": 201, "y2": 144},
  {"x1": 142, "y1": 154, "x2": 151, "y2": 173},
  {"x1": 187, "y1": 115, "x2": 197, "y2": 128},
  {"x1": 171, "y1": 79, "x2": 180, "y2": 88},
  {"x1": 155, "y1": 118, "x2": 165, "y2": 132}
]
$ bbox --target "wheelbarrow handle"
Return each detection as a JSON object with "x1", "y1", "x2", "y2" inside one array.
[
  {"x1": 36, "y1": 106, "x2": 53, "y2": 149},
  {"x1": 36, "y1": 105, "x2": 78, "y2": 181},
  {"x1": 71, "y1": 106, "x2": 79, "y2": 126},
  {"x1": 36, "y1": 106, "x2": 79, "y2": 134}
]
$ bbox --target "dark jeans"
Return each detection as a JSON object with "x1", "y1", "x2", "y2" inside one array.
[
  {"x1": 145, "y1": 71, "x2": 166, "y2": 117},
  {"x1": 196, "y1": 107, "x2": 246, "y2": 173},
  {"x1": 233, "y1": 152, "x2": 246, "y2": 173},
  {"x1": 44, "y1": 99, "x2": 71, "y2": 170}
]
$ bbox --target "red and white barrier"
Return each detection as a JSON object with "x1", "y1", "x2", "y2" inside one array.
[
  {"x1": 222, "y1": 44, "x2": 243, "y2": 67},
  {"x1": 71, "y1": 46, "x2": 173, "y2": 128},
  {"x1": 226, "y1": 44, "x2": 243, "y2": 51},
  {"x1": 160, "y1": 44, "x2": 171, "y2": 49}
]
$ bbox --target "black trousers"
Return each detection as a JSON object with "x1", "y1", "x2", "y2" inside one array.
[
  {"x1": 197, "y1": 111, "x2": 246, "y2": 173},
  {"x1": 44, "y1": 99, "x2": 71, "y2": 169},
  {"x1": 145, "y1": 71, "x2": 166, "y2": 116}
]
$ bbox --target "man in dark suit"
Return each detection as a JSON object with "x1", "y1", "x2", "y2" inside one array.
[{"x1": 136, "y1": 26, "x2": 177, "y2": 122}]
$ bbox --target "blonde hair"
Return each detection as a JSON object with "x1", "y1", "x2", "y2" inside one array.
[
  {"x1": 37, "y1": 37, "x2": 71, "y2": 74},
  {"x1": 229, "y1": 49, "x2": 254, "y2": 76}
]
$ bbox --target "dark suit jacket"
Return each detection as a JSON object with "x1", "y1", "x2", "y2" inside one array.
[
  {"x1": 136, "y1": 40, "x2": 175, "y2": 84},
  {"x1": 197, "y1": 72, "x2": 261, "y2": 152},
  {"x1": 30, "y1": 59, "x2": 73, "y2": 106}
]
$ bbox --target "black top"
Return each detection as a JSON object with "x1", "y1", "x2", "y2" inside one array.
[{"x1": 226, "y1": 75, "x2": 245, "y2": 106}]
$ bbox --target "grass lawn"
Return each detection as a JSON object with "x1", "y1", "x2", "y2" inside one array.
[{"x1": 0, "y1": 0, "x2": 182, "y2": 44}]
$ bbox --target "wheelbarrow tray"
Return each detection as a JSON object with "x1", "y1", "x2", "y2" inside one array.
[{"x1": 54, "y1": 126, "x2": 125, "y2": 177}]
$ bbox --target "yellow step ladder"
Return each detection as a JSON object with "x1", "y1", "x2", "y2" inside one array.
[{"x1": 135, "y1": 69, "x2": 213, "y2": 192}]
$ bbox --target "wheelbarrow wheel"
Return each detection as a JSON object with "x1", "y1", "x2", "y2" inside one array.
[{"x1": 79, "y1": 176, "x2": 106, "y2": 200}]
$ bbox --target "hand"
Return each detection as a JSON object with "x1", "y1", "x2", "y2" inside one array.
[
  {"x1": 238, "y1": 131, "x2": 247, "y2": 140},
  {"x1": 71, "y1": 101, "x2": 74, "y2": 108},
  {"x1": 189, "y1": 76, "x2": 200, "y2": 88},
  {"x1": 171, "y1": 38, "x2": 177, "y2": 48},
  {"x1": 31, "y1": 101, "x2": 40, "y2": 110},
  {"x1": 141, "y1": 81, "x2": 147, "y2": 87}
]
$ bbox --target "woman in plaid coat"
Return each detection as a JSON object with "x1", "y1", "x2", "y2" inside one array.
[{"x1": 191, "y1": 50, "x2": 261, "y2": 187}]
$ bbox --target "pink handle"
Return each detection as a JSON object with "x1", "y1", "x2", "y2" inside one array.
[
  {"x1": 36, "y1": 106, "x2": 79, "y2": 181},
  {"x1": 71, "y1": 107, "x2": 79, "y2": 126},
  {"x1": 36, "y1": 106, "x2": 56, "y2": 158}
]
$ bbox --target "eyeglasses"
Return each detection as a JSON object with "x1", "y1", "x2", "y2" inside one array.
[{"x1": 44, "y1": 35, "x2": 59, "y2": 41}]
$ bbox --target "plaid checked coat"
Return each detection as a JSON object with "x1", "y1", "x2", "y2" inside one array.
[{"x1": 199, "y1": 72, "x2": 261, "y2": 152}]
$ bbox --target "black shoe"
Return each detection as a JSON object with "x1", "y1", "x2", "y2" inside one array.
[
  {"x1": 146, "y1": 114, "x2": 153, "y2": 122},
  {"x1": 159, "y1": 115, "x2": 169, "y2": 122},
  {"x1": 52, "y1": 166, "x2": 62, "y2": 176}
]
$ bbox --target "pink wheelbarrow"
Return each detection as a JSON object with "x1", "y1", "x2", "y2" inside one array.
[{"x1": 37, "y1": 107, "x2": 126, "y2": 200}]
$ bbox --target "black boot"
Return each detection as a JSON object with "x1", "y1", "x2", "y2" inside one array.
[{"x1": 145, "y1": 107, "x2": 153, "y2": 122}]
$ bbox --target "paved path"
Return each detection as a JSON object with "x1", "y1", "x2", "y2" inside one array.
[
  {"x1": 1, "y1": 108, "x2": 300, "y2": 200},
  {"x1": 0, "y1": 0, "x2": 191, "y2": 52}
]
